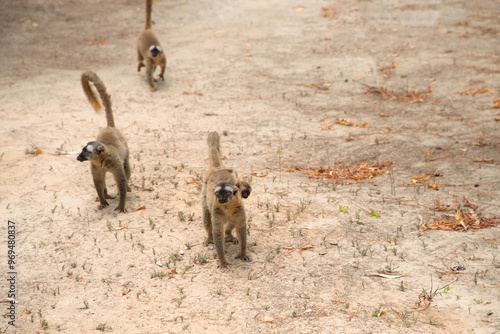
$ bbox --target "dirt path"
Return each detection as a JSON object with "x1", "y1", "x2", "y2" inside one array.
[{"x1": 1, "y1": 0, "x2": 499, "y2": 333}]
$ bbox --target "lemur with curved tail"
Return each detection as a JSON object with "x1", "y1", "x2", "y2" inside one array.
[
  {"x1": 137, "y1": 0, "x2": 166, "y2": 92},
  {"x1": 77, "y1": 71, "x2": 131, "y2": 213}
]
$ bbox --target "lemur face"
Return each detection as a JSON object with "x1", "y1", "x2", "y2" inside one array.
[
  {"x1": 77, "y1": 141, "x2": 103, "y2": 162},
  {"x1": 213, "y1": 182, "x2": 237, "y2": 204}
]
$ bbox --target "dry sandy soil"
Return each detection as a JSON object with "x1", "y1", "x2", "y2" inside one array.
[{"x1": 1, "y1": 0, "x2": 499, "y2": 333}]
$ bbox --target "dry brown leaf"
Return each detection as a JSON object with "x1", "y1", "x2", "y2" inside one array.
[
  {"x1": 335, "y1": 118, "x2": 368, "y2": 128},
  {"x1": 168, "y1": 269, "x2": 178, "y2": 274},
  {"x1": 345, "y1": 138, "x2": 355, "y2": 142},
  {"x1": 321, "y1": 121, "x2": 333, "y2": 130},
  {"x1": 409, "y1": 172, "x2": 442, "y2": 185},
  {"x1": 122, "y1": 288, "x2": 131, "y2": 296},
  {"x1": 300, "y1": 244, "x2": 314, "y2": 251},
  {"x1": 368, "y1": 141, "x2": 377, "y2": 145},
  {"x1": 383, "y1": 238, "x2": 395, "y2": 246},
  {"x1": 379, "y1": 61, "x2": 398, "y2": 78},
  {"x1": 251, "y1": 171, "x2": 268, "y2": 177},
  {"x1": 413, "y1": 296, "x2": 430, "y2": 310},
  {"x1": 379, "y1": 113, "x2": 390, "y2": 117},
  {"x1": 33, "y1": 149, "x2": 43, "y2": 155},
  {"x1": 493, "y1": 97, "x2": 500, "y2": 109},
  {"x1": 77, "y1": 277, "x2": 83, "y2": 282},
  {"x1": 185, "y1": 177, "x2": 200, "y2": 184},
  {"x1": 473, "y1": 158, "x2": 495, "y2": 163},
  {"x1": 87, "y1": 39, "x2": 106, "y2": 46},
  {"x1": 433, "y1": 200, "x2": 454, "y2": 212},
  {"x1": 182, "y1": 91, "x2": 203, "y2": 96},
  {"x1": 368, "y1": 86, "x2": 434, "y2": 103},
  {"x1": 428, "y1": 182, "x2": 438, "y2": 190},
  {"x1": 321, "y1": 6, "x2": 337, "y2": 17},
  {"x1": 457, "y1": 87, "x2": 493, "y2": 95},
  {"x1": 298, "y1": 82, "x2": 331, "y2": 90},
  {"x1": 132, "y1": 205, "x2": 146, "y2": 212}
]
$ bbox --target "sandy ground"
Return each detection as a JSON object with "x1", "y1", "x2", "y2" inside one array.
[{"x1": 1, "y1": 0, "x2": 499, "y2": 333}]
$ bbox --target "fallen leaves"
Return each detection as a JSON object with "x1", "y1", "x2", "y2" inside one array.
[
  {"x1": 251, "y1": 171, "x2": 268, "y2": 177},
  {"x1": 408, "y1": 171, "x2": 442, "y2": 185},
  {"x1": 321, "y1": 6, "x2": 337, "y2": 17},
  {"x1": 493, "y1": 97, "x2": 500, "y2": 109},
  {"x1": 300, "y1": 244, "x2": 314, "y2": 251},
  {"x1": 286, "y1": 161, "x2": 392, "y2": 184},
  {"x1": 379, "y1": 61, "x2": 398, "y2": 78},
  {"x1": 457, "y1": 87, "x2": 493, "y2": 95},
  {"x1": 132, "y1": 205, "x2": 146, "y2": 212},
  {"x1": 335, "y1": 118, "x2": 368, "y2": 128},
  {"x1": 182, "y1": 91, "x2": 203, "y2": 96},
  {"x1": 185, "y1": 177, "x2": 200, "y2": 184},
  {"x1": 320, "y1": 121, "x2": 333, "y2": 130},
  {"x1": 368, "y1": 86, "x2": 434, "y2": 103},
  {"x1": 413, "y1": 296, "x2": 431, "y2": 310},
  {"x1": 87, "y1": 39, "x2": 106, "y2": 46},
  {"x1": 25, "y1": 147, "x2": 42, "y2": 155},
  {"x1": 423, "y1": 197, "x2": 500, "y2": 232}
]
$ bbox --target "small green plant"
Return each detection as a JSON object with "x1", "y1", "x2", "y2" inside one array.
[
  {"x1": 338, "y1": 205, "x2": 348, "y2": 213},
  {"x1": 370, "y1": 209, "x2": 381, "y2": 217},
  {"x1": 397, "y1": 281, "x2": 407, "y2": 292},
  {"x1": 150, "y1": 271, "x2": 167, "y2": 279},
  {"x1": 96, "y1": 322, "x2": 113, "y2": 331},
  {"x1": 194, "y1": 252, "x2": 208, "y2": 265},
  {"x1": 178, "y1": 211, "x2": 186, "y2": 222},
  {"x1": 371, "y1": 303, "x2": 384, "y2": 317}
]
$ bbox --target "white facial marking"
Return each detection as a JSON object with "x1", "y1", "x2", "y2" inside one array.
[
  {"x1": 214, "y1": 186, "x2": 222, "y2": 193},
  {"x1": 86, "y1": 144, "x2": 94, "y2": 152},
  {"x1": 149, "y1": 45, "x2": 162, "y2": 52}
]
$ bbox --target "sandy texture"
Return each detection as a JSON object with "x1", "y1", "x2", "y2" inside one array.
[{"x1": 1, "y1": 0, "x2": 499, "y2": 333}]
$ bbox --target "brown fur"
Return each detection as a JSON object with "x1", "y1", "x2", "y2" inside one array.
[
  {"x1": 137, "y1": 0, "x2": 166, "y2": 92},
  {"x1": 201, "y1": 132, "x2": 251, "y2": 268},
  {"x1": 77, "y1": 71, "x2": 131, "y2": 213}
]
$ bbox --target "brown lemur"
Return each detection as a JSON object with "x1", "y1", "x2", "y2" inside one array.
[
  {"x1": 77, "y1": 71, "x2": 131, "y2": 213},
  {"x1": 201, "y1": 132, "x2": 252, "y2": 268},
  {"x1": 137, "y1": 0, "x2": 166, "y2": 92}
]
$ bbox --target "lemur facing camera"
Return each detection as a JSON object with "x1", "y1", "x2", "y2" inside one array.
[
  {"x1": 201, "y1": 132, "x2": 252, "y2": 268},
  {"x1": 137, "y1": 0, "x2": 166, "y2": 92},
  {"x1": 77, "y1": 71, "x2": 131, "y2": 213}
]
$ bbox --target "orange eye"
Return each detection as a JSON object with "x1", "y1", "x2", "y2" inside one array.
[
  {"x1": 226, "y1": 191, "x2": 231, "y2": 195},
  {"x1": 215, "y1": 191, "x2": 219, "y2": 196}
]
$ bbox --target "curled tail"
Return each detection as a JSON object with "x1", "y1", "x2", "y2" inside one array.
[
  {"x1": 81, "y1": 70, "x2": 115, "y2": 128},
  {"x1": 207, "y1": 132, "x2": 222, "y2": 168},
  {"x1": 145, "y1": 0, "x2": 153, "y2": 29}
]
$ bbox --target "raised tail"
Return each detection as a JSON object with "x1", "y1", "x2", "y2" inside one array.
[
  {"x1": 145, "y1": 0, "x2": 153, "y2": 29},
  {"x1": 81, "y1": 71, "x2": 115, "y2": 128},
  {"x1": 207, "y1": 132, "x2": 222, "y2": 168}
]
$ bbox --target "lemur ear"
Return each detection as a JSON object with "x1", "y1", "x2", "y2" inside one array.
[{"x1": 96, "y1": 144, "x2": 105, "y2": 153}]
